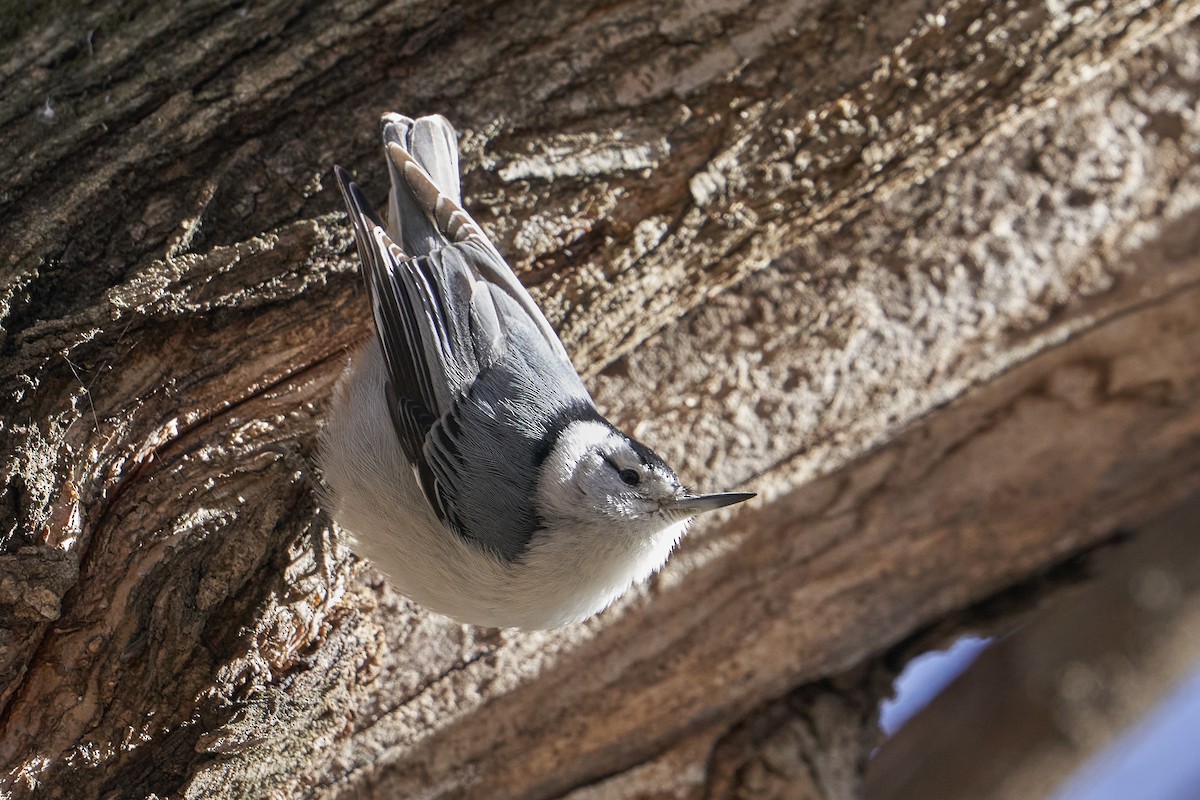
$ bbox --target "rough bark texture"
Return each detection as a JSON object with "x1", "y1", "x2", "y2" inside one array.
[{"x1": 2, "y1": 1, "x2": 1200, "y2": 798}]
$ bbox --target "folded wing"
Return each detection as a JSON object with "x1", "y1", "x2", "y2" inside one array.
[{"x1": 334, "y1": 115, "x2": 591, "y2": 561}]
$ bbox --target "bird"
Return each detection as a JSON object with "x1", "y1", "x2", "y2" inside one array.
[{"x1": 320, "y1": 113, "x2": 754, "y2": 629}]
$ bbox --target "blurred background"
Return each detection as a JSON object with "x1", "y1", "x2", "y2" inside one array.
[{"x1": 869, "y1": 494, "x2": 1200, "y2": 800}]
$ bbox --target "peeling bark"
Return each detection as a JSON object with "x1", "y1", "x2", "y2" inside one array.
[{"x1": 3, "y1": 1, "x2": 1200, "y2": 798}]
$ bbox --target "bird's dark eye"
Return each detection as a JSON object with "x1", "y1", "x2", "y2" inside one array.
[{"x1": 618, "y1": 468, "x2": 640, "y2": 486}]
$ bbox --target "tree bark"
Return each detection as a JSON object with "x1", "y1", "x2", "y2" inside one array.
[
  {"x1": 2, "y1": 1, "x2": 1200, "y2": 798},
  {"x1": 866, "y1": 492, "x2": 1200, "y2": 800}
]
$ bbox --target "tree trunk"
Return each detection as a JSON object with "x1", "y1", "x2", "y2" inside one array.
[{"x1": 3, "y1": 1, "x2": 1200, "y2": 797}]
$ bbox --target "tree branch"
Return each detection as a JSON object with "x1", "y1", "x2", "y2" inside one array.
[{"x1": 2, "y1": 1, "x2": 1200, "y2": 797}]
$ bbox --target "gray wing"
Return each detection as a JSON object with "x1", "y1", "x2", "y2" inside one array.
[
  {"x1": 380, "y1": 116, "x2": 573, "y2": 367},
  {"x1": 334, "y1": 114, "x2": 590, "y2": 561},
  {"x1": 335, "y1": 166, "x2": 439, "y2": 482},
  {"x1": 422, "y1": 297, "x2": 595, "y2": 560}
]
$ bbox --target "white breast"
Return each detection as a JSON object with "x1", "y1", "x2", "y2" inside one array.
[{"x1": 319, "y1": 342, "x2": 684, "y2": 629}]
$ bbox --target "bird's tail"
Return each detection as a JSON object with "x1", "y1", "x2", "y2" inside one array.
[{"x1": 381, "y1": 113, "x2": 461, "y2": 257}]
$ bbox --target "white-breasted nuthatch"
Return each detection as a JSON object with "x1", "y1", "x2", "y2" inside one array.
[{"x1": 321, "y1": 113, "x2": 754, "y2": 629}]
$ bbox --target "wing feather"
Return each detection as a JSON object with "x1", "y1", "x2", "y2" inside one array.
[
  {"x1": 334, "y1": 114, "x2": 595, "y2": 562},
  {"x1": 385, "y1": 141, "x2": 573, "y2": 366}
]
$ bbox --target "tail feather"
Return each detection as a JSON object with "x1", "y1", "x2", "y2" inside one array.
[
  {"x1": 386, "y1": 144, "x2": 477, "y2": 246},
  {"x1": 381, "y1": 114, "x2": 461, "y2": 256},
  {"x1": 336, "y1": 112, "x2": 575, "y2": 369}
]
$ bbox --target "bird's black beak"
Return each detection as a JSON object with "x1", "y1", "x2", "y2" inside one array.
[{"x1": 669, "y1": 491, "x2": 756, "y2": 517}]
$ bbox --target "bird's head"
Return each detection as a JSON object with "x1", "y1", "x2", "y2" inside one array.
[{"x1": 535, "y1": 418, "x2": 754, "y2": 536}]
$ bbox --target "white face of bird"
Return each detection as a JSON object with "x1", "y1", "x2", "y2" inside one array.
[
  {"x1": 583, "y1": 431, "x2": 685, "y2": 521},
  {"x1": 536, "y1": 420, "x2": 753, "y2": 533}
]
